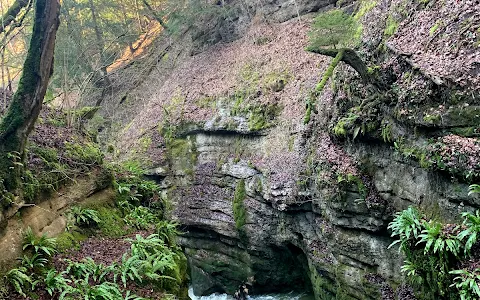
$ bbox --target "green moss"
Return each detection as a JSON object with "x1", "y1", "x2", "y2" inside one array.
[
  {"x1": 450, "y1": 127, "x2": 478, "y2": 137},
  {"x1": 196, "y1": 96, "x2": 216, "y2": 109},
  {"x1": 429, "y1": 21, "x2": 442, "y2": 36},
  {"x1": 166, "y1": 138, "x2": 197, "y2": 178},
  {"x1": 338, "y1": 173, "x2": 367, "y2": 200},
  {"x1": 247, "y1": 103, "x2": 282, "y2": 131},
  {"x1": 354, "y1": 0, "x2": 377, "y2": 20},
  {"x1": 64, "y1": 142, "x2": 103, "y2": 165},
  {"x1": 233, "y1": 179, "x2": 247, "y2": 229},
  {"x1": 96, "y1": 206, "x2": 129, "y2": 237},
  {"x1": 384, "y1": 15, "x2": 398, "y2": 38},
  {"x1": 333, "y1": 113, "x2": 359, "y2": 136},
  {"x1": 447, "y1": 106, "x2": 480, "y2": 126},
  {"x1": 423, "y1": 113, "x2": 441, "y2": 125},
  {"x1": 305, "y1": 50, "x2": 344, "y2": 125},
  {"x1": 56, "y1": 231, "x2": 86, "y2": 252},
  {"x1": 0, "y1": 0, "x2": 51, "y2": 194}
]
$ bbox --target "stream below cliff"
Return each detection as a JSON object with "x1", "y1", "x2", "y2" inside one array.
[{"x1": 188, "y1": 288, "x2": 314, "y2": 300}]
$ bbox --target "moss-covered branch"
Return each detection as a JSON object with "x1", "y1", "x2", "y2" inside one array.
[
  {"x1": 306, "y1": 46, "x2": 378, "y2": 86},
  {"x1": 0, "y1": 0, "x2": 30, "y2": 35},
  {"x1": 0, "y1": 0, "x2": 60, "y2": 198},
  {"x1": 304, "y1": 50, "x2": 344, "y2": 124}
]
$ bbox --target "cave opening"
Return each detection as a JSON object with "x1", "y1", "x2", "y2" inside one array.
[{"x1": 250, "y1": 243, "x2": 314, "y2": 295}]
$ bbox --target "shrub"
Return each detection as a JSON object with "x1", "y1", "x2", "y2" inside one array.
[
  {"x1": 68, "y1": 206, "x2": 101, "y2": 228},
  {"x1": 308, "y1": 9, "x2": 358, "y2": 49}
]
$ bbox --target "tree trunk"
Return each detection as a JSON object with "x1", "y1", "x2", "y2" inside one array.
[
  {"x1": 88, "y1": 0, "x2": 112, "y2": 107},
  {"x1": 0, "y1": 0, "x2": 60, "y2": 201}
]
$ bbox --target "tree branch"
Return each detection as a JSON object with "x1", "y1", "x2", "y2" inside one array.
[
  {"x1": 306, "y1": 46, "x2": 384, "y2": 89},
  {"x1": 0, "y1": 0, "x2": 30, "y2": 36},
  {"x1": 142, "y1": 0, "x2": 168, "y2": 31}
]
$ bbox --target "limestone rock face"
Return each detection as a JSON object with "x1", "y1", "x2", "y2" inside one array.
[
  {"x1": 156, "y1": 123, "x2": 475, "y2": 298},
  {"x1": 91, "y1": 0, "x2": 479, "y2": 298}
]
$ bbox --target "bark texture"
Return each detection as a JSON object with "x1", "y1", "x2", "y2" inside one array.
[{"x1": 0, "y1": 0, "x2": 60, "y2": 203}]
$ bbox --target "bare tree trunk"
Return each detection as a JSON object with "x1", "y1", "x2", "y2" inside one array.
[
  {"x1": 0, "y1": 0, "x2": 60, "y2": 205},
  {"x1": 88, "y1": 0, "x2": 112, "y2": 107}
]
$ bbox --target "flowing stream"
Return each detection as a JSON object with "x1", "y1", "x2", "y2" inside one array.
[{"x1": 188, "y1": 288, "x2": 314, "y2": 300}]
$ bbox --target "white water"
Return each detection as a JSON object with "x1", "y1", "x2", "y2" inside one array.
[{"x1": 188, "y1": 288, "x2": 314, "y2": 300}]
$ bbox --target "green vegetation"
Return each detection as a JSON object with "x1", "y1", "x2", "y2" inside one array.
[
  {"x1": 354, "y1": 0, "x2": 377, "y2": 20},
  {"x1": 384, "y1": 15, "x2": 398, "y2": 37},
  {"x1": 233, "y1": 179, "x2": 247, "y2": 229},
  {"x1": 429, "y1": 21, "x2": 441, "y2": 36},
  {"x1": 67, "y1": 206, "x2": 101, "y2": 228},
  {"x1": 389, "y1": 200, "x2": 480, "y2": 299},
  {"x1": 6, "y1": 228, "x2": 184, "y2": 299},
  {"x1": 308, "y1": 10, "x2": 358, "y2": 49},
  {"x1": 393, "y1": 137, "x2": 480, "y2": 181}
]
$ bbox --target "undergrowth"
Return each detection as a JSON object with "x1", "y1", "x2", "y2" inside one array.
[
  {"x1": 389, "y1": 187, "x2": 480, "y2": 300},
  {"x1": 4, "y1": 160, "x2": 186, "y2": 299}
]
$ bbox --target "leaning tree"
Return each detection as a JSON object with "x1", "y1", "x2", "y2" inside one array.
[{"x1": 0, "y1": 0, "x2": 61, "y2": 207}]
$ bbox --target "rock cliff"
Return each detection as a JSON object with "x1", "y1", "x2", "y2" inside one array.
[{"x1": 90, "y1": 0, "x2": 480, "y2": 298}]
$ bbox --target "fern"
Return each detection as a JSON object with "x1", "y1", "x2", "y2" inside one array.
[
  {"x1": 116, "y1": 254, "x2": 143, "y2": 287},
  {"x1": 458, "y1": 211, "x2": 480, "y2": 254},
  {"x1": 388, "y1": 206, "x2": 424, "y2": 251},
  {"x1": 450, "y1": 269, "x2": 480, "y2": 300},
  {"x1": 44, "y1": 269, "x2": 71, "y2": 296},
  {"x1": 19, "y1": 253, "x2": 48, "y2": 271},
  {"x1": 417, "y1": 221, "x2": 460, "y2": 256},
  {"x1": 68, "y1": 206, "x2": 101, "y2": 227},
  {"x1": 22, "y1": 227, "x2": 57, "y2": 257},
  {"x1": 5, "y1": 267, "x2": 35, "y2": 297},
  {"x1": 468, "y1": 184, "x2": 480, "y2": 196},
  {"x1": 156, "y1": 220, "x2": 181, "y2": 246},
  {"x1": 125, "y1": 206, "x2": 158, "y2": 230}
]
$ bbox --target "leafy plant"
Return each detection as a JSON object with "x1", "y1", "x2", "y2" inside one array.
[
  {"x1": 65, "y1": 257, "x2": 112, "y2": 283},
  {"x1": 458, "y1": 211, "x2": 480, "y2": 254},
  {"x1": 43, "y1": 269, "x2": 70, "y2": 296},
  {"x1": 5, "y1": 267, "x2": 36, "y2": 297},
  {"x1": 388, "y1": 206, "x2": 423, "y2": 251},
  {"x1": 156, "y1": 220, "x2": 181, "y2": 246},
  {"x1": 450, "y1": 268, "x2": 480, "y2": 300},
  {"x1": 68, "y1": 206, "x2": 101, "y2": 227},
  {"x1": 417, "y1": 221, "x2": 460, "y2": 257},
  {"x1": 125, "y1": 206, "x2": 158, "y2": 230},
  {"x1": 469, "y1": 184, "x2": 480, "y2": 195},
  {"x1": 116, "y1": 254, "x2": 143, "y2": 287},
  {"x1": 20, "y1": 253, "x2": 48, "y2": 272},
  {"x1": 128, "y1": 234, "x2": 165, "y2": 258},
  {"x1": 22, "y1": 227, "x2": 57, "y2": 257}
]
